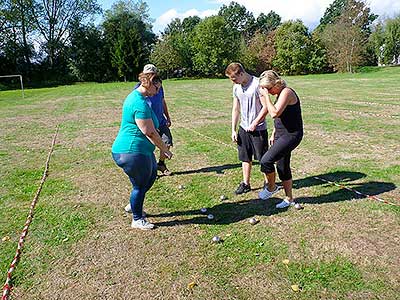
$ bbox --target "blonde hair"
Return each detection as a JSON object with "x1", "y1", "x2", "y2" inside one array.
[
  {"x1": 259, "y1": 70, "x2": 286, "y2": 89},
  {"x1": 225, "y1": 62, "x2": 245, "y2": 76},
  {"x1": 138, "y1": 72, "x2": 161, "y2": 89}
]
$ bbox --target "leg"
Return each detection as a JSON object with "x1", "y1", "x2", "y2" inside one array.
[
  {"x1": 277, "y1": 152, "x2": 293, "y2": 201},
  {"x1": 113, "y1": 153, "x2": 153, "y2": 220},
  {"x1": 242, "y1": 161, "x2": 252, "y2": 185}
]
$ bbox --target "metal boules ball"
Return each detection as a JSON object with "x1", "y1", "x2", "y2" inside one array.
[
  {"x1": 220, "y1": 195, "x2": 227, "y2": 201},
  {"x1": 207, "y1": 214, "x2": 214, "y2": 220},
  {"x1": 212, "y1": 236, "x2": 222, "y2": 243},
  {"x1": 200, "y1": 208, "x2": 207, "y2": 214},
  {"x1": 178, "y1": 184, "x2": 185, "y2": 190},
  {"x1": 249, "y1": 217, "x2": 259, "y2": 225}
]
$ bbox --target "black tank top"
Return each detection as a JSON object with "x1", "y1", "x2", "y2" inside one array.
[{"x1": 274, "y1": 88, "x2": 303, "y2": 134}]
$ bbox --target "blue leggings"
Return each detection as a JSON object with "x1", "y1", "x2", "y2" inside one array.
[{"x1": 112, "y1": 153, "x2": 157, "y2": 220}]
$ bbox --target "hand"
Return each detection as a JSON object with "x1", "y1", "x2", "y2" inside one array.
[
  {"x1": 166, "y1": 119, "x2": 171, "y2": 127},
  {"x1": 259, "y1": 86, "x2": 269, "y2": 96},
  {"x1": 231, "y1": 131, "x2": 238, "y2": 142},
  {"x1": 269, "y1": 135, "x2": 275, "y2": 146},
  {"x1": 164, "y1": 150, "x2": 173, "y2": 159},
  {"x1": 247, "y1": 122, "x2": 257, "y2": 132}
]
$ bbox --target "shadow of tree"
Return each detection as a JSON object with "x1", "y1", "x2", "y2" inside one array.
[{"x1": 152, "y1": 170, "x2": 397, "y2": 227}]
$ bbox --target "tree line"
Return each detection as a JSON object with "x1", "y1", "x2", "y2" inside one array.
[{"x1": 0, "y1": 0, "x2": 399, "y2": 88}]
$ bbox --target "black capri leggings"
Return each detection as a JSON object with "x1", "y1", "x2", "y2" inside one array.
[{"x1": 260, "y1": 132, "x2": 302, "y2": 181}]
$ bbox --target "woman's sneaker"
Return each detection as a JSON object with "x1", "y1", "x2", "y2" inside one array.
[
  {"x1": 258, "y1": 185, "x2": 281, "y2": 200},
  {"x1": 131, "y1": 218, "x2": 155, "y2": 230},
  {"x1": 124, "y1": 204, "x2": 146, "y2": 217},
  {"x1": 276, "y1": 198, "x2": 303, "y2": 210},
  {"x1": 275, "y1": 198, "x2": 291, "y2": 209}
]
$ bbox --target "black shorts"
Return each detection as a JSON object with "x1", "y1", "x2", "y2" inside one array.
[
  {"x1": 237, "y1": 126, "x2": 268, "y2": 162},
  {"x1": 158, "y1": 124, "x2": 173, "y2": 146}
]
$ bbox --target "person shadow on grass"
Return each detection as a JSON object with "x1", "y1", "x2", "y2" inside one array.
[{"x1": 152, "y1": 170, "x2": 397, "y2": 227}]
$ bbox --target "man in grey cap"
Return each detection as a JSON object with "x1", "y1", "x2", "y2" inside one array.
[{"x1": 136, "y1": 64, "x2": 173, "y2": 175}]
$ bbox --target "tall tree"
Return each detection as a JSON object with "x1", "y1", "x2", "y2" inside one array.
[
  {"x1": 321, "y1": 0, "x2": 377, "y2": 72},
  {"x1": 33, "y1": 0, "x2": 101, "y2": 67},
  {"x1": 0, "y1": 0, "x2": 36, "y2": 74},
  {"x1": 273, "y1": 20, "x2": 311, "y2": 75},
  {"x1": 159, "y1": 16, "x2": 200, "y2": 76},
  {"x1": 103, "y1": 0, "x2": 155, "y2": 81},
  {"x1": 69, "y1": 22, "x2": 113, "y2": 82},
  {"x1": 255, "y1": 11, "x2": 281, "y2": 34},
  {"x1": 240, "y1": 30, "x2": 276, "y2": 75},
  {"x1": 192, "y1": 16, "x2": 240, "y2": 76},
  {"x1": 383, "y1": 16, "x2": 400, "y2": 64},
  {"x1": 218, "y1": 1, "x2": 255, "y2": 41}
]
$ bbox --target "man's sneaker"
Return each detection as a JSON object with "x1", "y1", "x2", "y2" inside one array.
[
  {"x1": 235, "y1": 182, "x2": 251, "y2": 195},
  {"x1": 258, "y1": 185, "x2": 281, "y2": 200},
  {"x1": 124, "y1": 204, "x2": 146, "y2": 217},
  {"x1": 131, "y1": 218, "x2": 155, "y2": 230},
  {"x1": 157, "y1": 162, "x2": 171, "y2": 176}
]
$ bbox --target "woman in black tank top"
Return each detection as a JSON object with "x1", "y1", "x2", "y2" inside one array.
[{"x1": 257, "y1": 70, "x2": 303, "y2": 210}]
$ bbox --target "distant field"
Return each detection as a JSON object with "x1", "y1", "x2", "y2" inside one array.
[{"x1": 0, "y1": 67, "x2": 399, "y2": 300}]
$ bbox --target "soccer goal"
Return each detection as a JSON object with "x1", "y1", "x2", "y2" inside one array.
[{"x1": 0, "y1": 75, "x2": 24, "y2": 98}]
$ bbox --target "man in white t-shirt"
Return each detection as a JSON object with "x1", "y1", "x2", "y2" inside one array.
[{"x1": 225, "y1": 62, "x2": 269, "y2": 194}]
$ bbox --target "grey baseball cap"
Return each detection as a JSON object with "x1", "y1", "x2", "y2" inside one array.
[{"x1": 143, "y1": 64, "x2": 158, "y2": 74}]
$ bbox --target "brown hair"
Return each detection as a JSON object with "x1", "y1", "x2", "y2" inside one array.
[
  {"x1": 259, "y1": 70, "x2": 286, "y2": 89},
  {"x1": 225, "y1": 62, "x2": 245, "y2": 76},
  {"x1": 138, "y1": 73, "x2": 162, "y2": 89}
]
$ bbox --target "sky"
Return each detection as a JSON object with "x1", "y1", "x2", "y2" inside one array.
[{"x1": 100, "y1": 0, "x2": 400, "y2": 34}]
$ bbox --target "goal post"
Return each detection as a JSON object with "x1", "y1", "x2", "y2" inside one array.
[{"x1": 0, "y1": 75, "x2": 24, "y2": 98}]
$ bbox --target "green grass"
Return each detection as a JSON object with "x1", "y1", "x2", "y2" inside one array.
[{"x1": 0, "y1": 66, "x2": 399, "y2": 299}]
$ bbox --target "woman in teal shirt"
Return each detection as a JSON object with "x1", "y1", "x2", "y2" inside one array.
[{"x1": 112, "y1": 73, "x2": 173, "y2": 230}]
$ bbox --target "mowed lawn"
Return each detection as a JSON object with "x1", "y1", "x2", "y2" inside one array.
[{"x1": 0, "y1": 67, "x2": 399, "y2": 300}]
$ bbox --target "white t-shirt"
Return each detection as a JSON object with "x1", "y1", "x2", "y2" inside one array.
[{"x1": 233, "y1": 76, "x2": 266, "y2": 131}]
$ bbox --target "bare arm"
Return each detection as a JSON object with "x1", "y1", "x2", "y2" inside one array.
[
  {"x1": 162, "y1": 97, "x2": 171, "y2": 127},
  {"x1": 248, "y1": 94, "x2": 268, "y2": 131},
  {"x1": 136, "y1": 118, "x2": 173, "y2": 159},
  {"x1": 231, "y1": 96, "x2": 240, "y2": 142},
  {"x1": 259, "y1": 87, "x2": 292, "y2": 118}
]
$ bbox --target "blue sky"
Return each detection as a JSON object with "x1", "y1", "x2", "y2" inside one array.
[{"x1": 99, "y1": 0, "x2": 400, "y2": 34}]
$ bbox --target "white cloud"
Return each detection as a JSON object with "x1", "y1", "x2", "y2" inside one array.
[
  {"x1": 214, "y1": 0, "x2": 400, "y2": 28},
  {"x1": 154, "y1": 8, "x2": 218, "y2": 34},
  {"x1": 153, "y1": 0, "x2": 400, "y2": 34}
]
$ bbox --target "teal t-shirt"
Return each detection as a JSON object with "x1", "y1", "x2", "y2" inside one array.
[{"x1": 112, "y1": 90, "x2": 159, "y2": 155}]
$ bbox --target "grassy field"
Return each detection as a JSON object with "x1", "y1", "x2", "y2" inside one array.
[{"x1": 0, "y1": 66, "x2": 399, "y2": 300}]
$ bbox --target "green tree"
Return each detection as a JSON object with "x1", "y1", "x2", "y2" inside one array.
[
  {"x1": 321, "y1": 0, "x2": 377, "y2": 72},
  {"x1": 103, "y1": 0, "x2": 155, "y2": 81},
  {"x1": 240, "y1": 30, "x2": 276, "y2": 75},
  {"x1": 0, "y1": 0, "x2": 36, "y2": 76},
  {"x1": 150, "y1": 34, "x2": 183, "y2": 78},
  {"x1": 158, "y1": 16, "x2": 200, "y2": 76},
  {"x1": 383, "y1": 16, "x2": 400, "y2": 64},
  {"x1": 33, "y1": 0, "x2": 101, "y2": 67},
  {"x1": 273, "y1": 20, "x2": 311, "y2": 75},
  {"x1": 218, "y1": 1, "x2": 255, "y2": 40},
  {"x1": 69, "y1": 22, "x2": 114, "y2": 82},
  {"x1": 192, "y1": 16, "x2": 240, "y2": 76},
  {"x1": 255, "y1": 11, "x2": 281, "y2": 34}
]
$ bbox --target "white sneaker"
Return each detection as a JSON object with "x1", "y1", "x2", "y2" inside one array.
[
  {"x1": 258, "y1": 185, "x2": 281, "y2": 200},
  {"x1": 131, "y1": 218, "x2": 155, "y2": 230},
  {"x1": 124, "y1": 204, "x2": 146, "y2": 217},
  {"x1": 276, "y1": 199, "x2": 303, "y2": 209},
  {"x1": 124, "y1": 203, "x2": 132, "y2": 213},
  {"x1": 276, "y1": 198, "x2": 291, "y2": 209}
]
